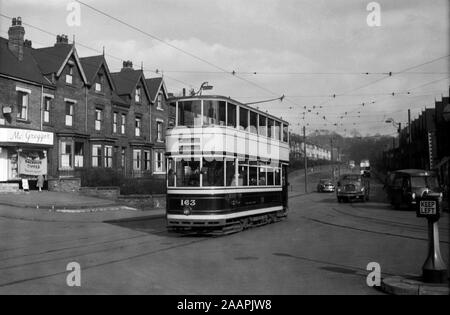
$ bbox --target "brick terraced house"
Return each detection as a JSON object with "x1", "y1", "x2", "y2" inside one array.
[{"x1": 0, "y1": 17, "x2": 171, "y2": 190}]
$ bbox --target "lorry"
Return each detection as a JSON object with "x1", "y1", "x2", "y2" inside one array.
[{"x1": 360, "y1": 159, "x2": 371, "y2": 177}]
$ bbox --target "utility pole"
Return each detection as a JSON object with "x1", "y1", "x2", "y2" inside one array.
[
  {"x1": 303, "y1": 126, "x2": 308, "y2": 193},
  {"x1": 330, "y1": 137, "x2": 334, "y2": 179},
  {"x1": 408, "y1": 109, "x2": 412, "y2": 168}
]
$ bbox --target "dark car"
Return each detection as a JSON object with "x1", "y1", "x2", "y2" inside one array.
[
  {"x1": 385, "y1": 169, "x2": 443, "y2": 210},
  {"x1": 336, "y1": 173, "x2": 369, "y2": 202},
  {"x1": 317, "y1": 179, "x2": 335, "y2": 192}
]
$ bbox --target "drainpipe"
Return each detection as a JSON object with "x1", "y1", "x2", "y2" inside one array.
[
  {"x1": 85, "y1": 86, "x2": 88, "y2": 133},
  {"x1": 40, "y1": 85, "x2": 43, "y2": 130}
]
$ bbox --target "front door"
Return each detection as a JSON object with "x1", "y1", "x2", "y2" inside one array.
[{"x1": 0, "y1": 149, "x2": 8, "y2": 181}]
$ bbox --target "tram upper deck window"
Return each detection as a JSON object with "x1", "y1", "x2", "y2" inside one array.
[
  {"x1": 202, "y1": 158, "x2": 224, "y2": 187},
  {"x1": 259, "y1": 115, "x2": 267, "y2": 136},
  {"x1": 227, "y1": 103, "x2": 237, "y2": 128},
  {"x1": 239, "y1": 107, "x2": 249, "y2": 131},
  {"x1": 178, "y1": 100, "x2": 202, "y2": 127},
  {"x1": 282, "y1": 124, "x2": 288, "y2": 142},
  {"x1": 267, "y1": 118, "x2": 274, "y2": 138},
  {"x1": 274, "y1": 121, "x2": 281, "y2": 140},
  {"x1": 249, "y1": 111, "x2": 258, "y2": 134},
  {"x1": 176, "y1": 158, "x2": 200, "y2": 187},
  {"x1": 203, "y1": 100, "x2": 226, "y2": 126}
]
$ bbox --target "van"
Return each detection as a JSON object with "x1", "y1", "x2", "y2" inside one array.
[{"x1": 386, "y1": 169, "x2": 442, "y2": 210}]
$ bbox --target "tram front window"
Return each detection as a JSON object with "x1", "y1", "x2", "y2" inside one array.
[
  {"x1": 227, "y1": 103, "x2": 237, "y2": 128},
  {"x1": 202, "y1": 158, "x2": 224, "y2": 187},
  {"x1": 226, "y1": 159, "x2": 236, "y2": 186},
  {"x1": 238, "y1": 160, "x2": 248, "y2": 186},
  {"x1": 239, "y1": 108, "x2": 249, "y2": 131},
  {"x1": 203, "y1": 100, "x2": 226, "y2": 126},
  {"x1": 176, "y1": 159, "x2": 200, "y2": 187},
  {"x1": 167, "y1": 158, "x2": 175, "y2": 187},
  {"x1": 250, "y1": 111, "x2": 258, "y2": 134},
  {"x1": 178, "y1": 101, "x2": 202, "y2": 127}
]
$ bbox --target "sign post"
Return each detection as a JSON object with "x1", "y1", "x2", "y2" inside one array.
[{"x1": 416, "y1": 194, "x2": 448, "y2": 283}]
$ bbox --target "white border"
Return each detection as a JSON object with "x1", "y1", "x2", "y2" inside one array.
[
  {"x1": 167, "y1": 187, "x2": 282, "y2": 194},
  {"x1": 167, "y1": 206, "x2": 283, "y2": 221}
]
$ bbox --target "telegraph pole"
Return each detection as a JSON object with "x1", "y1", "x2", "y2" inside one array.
[
  {"x1": 408, "y1": 109, "x2": 412, "y2": 168},
  {"x1": 303, "y1": 126, "x2": 308, "y2": 193},
  {"x1": 330, "y1": 137, "x2": 334, "y2": 179}
]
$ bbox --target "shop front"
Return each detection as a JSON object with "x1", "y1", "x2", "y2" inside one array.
[{"x1": 0, "y1": 128, "x2": 54, "y2": 185}]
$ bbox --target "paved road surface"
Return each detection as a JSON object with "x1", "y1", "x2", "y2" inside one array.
[{"x1": 0, "y1": 169, "x2": 448, "y2": 294}]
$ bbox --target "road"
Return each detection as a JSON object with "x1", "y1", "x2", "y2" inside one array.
[{"x1": 0, "y1": 169, "x2": 448, "y2": 294}]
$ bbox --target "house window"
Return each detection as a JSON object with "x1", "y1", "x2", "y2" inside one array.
[
  {"x1": 95, "y1": 109, "x2": 102, "y2": 131},
  {"x1": 155, "y1": 151, "x2": 164, "y2": 173},
  {"x1": 135, "y1": 87, "x2": 141, "y2": 103},
  {"x1": 17, "y1": 91, "x2": 29, "y2": 120},
  {"x1": 65, "y1": 102, "x2": 74, "y2": 126},
  {"x1": 157, "y1": 93, "x2": 163, "y2": 110},
  {"x1": 157, "y1": 120, "x2": 163, "y2": 142},
  {"x1": 135, "y1": 117, "x2": 141, "y2": 137},
  {"x1": 43, "y1": 96, "x2": 51, "y2": 123},
  {"x1": 133, "y1": 149, "x2": 141, "y2": 171},
  {"x1": 66, "y1": 66, "x2": 73, "y2": 84},
  {"x1": 60, "y1": 140, "x2": 73, "y2": 169},
  {"x1": 144, "y1": 150, "x2": 151, "y2": 171},
  {"x1": 95, "y1": 74, "x2": 103, "y2": 92},
  {"x1": 92, "y1": 144, "x2": 102, "y2": 168},
  {"x1": 113, "y1": 113, "x2": 118, "y2": 133},
  {"x1": 104, "y1": 146, "x2": 113, "y2": 168},
  {"x1": 121, "y1": 114, "x2": 126, "y2": 134},
  {"x1": 74, "y1": 142, "x2": 84, "y2": 168}
]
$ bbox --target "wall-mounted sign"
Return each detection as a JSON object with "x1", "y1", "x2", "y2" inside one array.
[
  {"x1": 0, "y1": 128, "x2": 54, "y2": 146},
  {"x1": 2, "y1": 106, "x2": 12, "y2": 115}
]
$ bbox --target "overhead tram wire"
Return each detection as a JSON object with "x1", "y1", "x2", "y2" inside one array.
[{"x1": 75, "y1": 0, "x2": 309, "y2": 112}]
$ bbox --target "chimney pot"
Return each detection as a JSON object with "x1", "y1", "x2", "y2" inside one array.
[
  {"x1": 122, "y1": 60, "x2": 133, "y2": 70},
  {"x1": 8, "y1": 16, "x2": 25, "y2": 61}
]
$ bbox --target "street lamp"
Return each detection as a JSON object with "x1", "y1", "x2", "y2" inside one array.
[{"x1": 194, "y1": 81, "x2": 213, "y2": 95}]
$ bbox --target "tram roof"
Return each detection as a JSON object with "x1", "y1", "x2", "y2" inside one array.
[{"x1": 168, "y1": 95, "x2": 289, "y2": 125}]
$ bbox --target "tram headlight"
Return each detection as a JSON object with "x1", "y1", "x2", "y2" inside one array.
[{"x1": 183, "y1": 206, "x2": 192, "y2": 216}]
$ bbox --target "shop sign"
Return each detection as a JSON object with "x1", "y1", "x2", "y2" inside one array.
[{"x1": 0, "y1": 128, "x2": 53, "y2": 145}]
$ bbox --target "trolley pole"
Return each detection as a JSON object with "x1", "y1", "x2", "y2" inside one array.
[{"x1": 303, "y1": 126, "x2": 308, "y2": 193}]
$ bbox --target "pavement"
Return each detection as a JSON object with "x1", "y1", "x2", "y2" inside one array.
[{"x1": 0, "y1": 191, "x2": 165, "y2": 223}]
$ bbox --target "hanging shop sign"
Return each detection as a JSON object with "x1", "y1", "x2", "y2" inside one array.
[
  {"x1": 18, "y1": 151, "x2": 47, "y2": 176},
  {"x1": 0, "y1": 128, "x2": 53, "y2": 146}
]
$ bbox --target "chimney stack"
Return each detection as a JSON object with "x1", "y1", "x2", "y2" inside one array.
[
  {"x1": 122, "y1": 60, "x2": 133, "y2": 70},
  {"x1": 55, "y1": 34, "x2": 69, "y2": 45},
  {"x1": 8, "y1": 17, "x2": 25, "y2": 61}
]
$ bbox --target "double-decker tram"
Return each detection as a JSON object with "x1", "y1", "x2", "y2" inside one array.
[{"x1": 165, "y1": 95, "x2": 290, "y2": 234}]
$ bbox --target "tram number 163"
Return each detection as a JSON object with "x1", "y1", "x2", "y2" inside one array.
[{"x1": 181, "y1": 199, "x2": 196, "y2": 207}]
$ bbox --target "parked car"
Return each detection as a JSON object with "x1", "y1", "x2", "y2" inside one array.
[
  {"x1": 336, "y1": 173, "x2": 369, "y2": 202},
  {"x1": 385, "y1": 169, "x2": 443, "y2": 210},
  {"x1": 317, "y1": 179, "x2": 335, "y2": 192}
]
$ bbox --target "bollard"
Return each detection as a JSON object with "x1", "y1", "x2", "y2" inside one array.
[{"x1": 416, "y1": 193, "x2": 448, "y2": 283}]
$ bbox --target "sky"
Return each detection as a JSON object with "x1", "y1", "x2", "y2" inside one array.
[{"x1": 0, "y1": 0, "x2": 449, "y2": 136}]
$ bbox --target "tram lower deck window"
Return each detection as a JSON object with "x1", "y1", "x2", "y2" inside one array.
[
  {"x1": 202, "y1": 158, "x2": 224, "y2": 186},
  {"x1": 176, "y1": 159, "x2": 200, "y2": 187}
]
